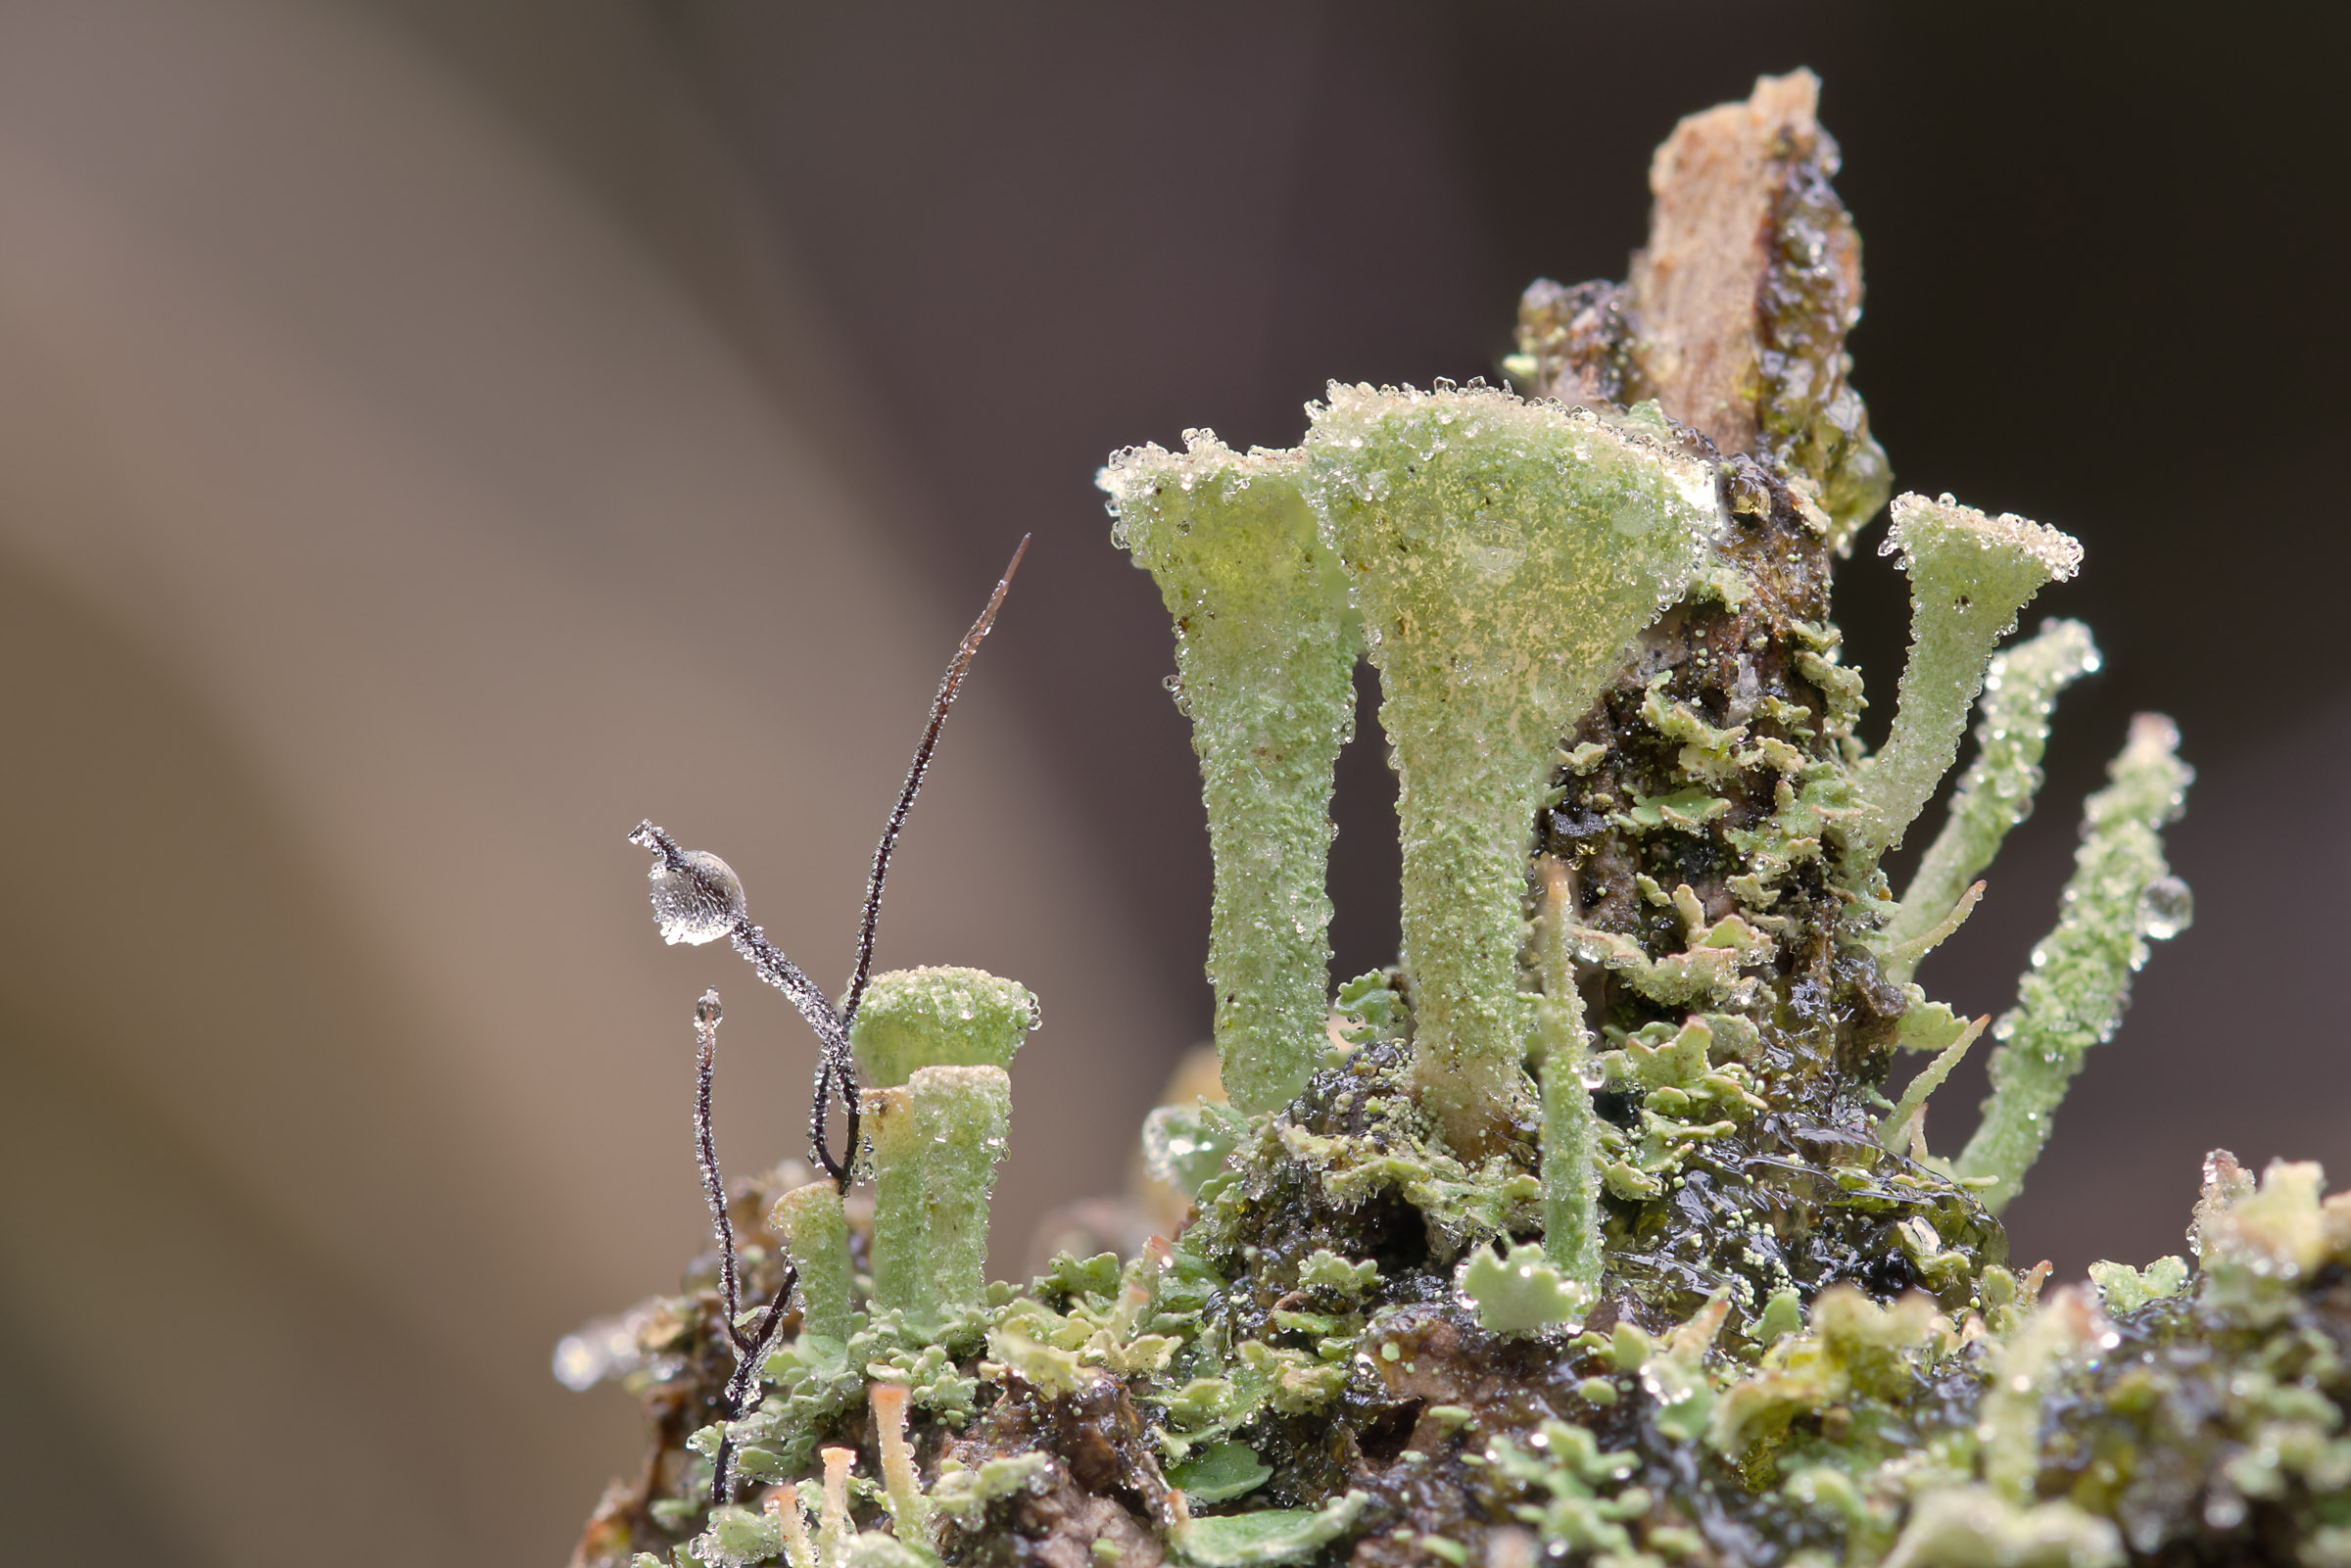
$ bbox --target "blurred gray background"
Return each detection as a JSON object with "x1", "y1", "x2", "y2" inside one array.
[{"x1": 0, "y1": 2, "x2": 2343, "y2": 1563}]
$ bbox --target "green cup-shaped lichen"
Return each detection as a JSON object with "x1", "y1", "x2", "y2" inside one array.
[
  {"x1": 848, "y1": 967, "x2": 1037, "y2": 1089},
  {"x1": 867, "y1": 1064, "x2": 1013, "y2": 1329},
  {"x1": 768, "y1": 1181, "x2": 857, "y2": 1344},
  {"x1": 1956, "y1": 714, "x2": 2191, "y2": 1213},
  {"x1": 1099, "y1": 436, "x2": 1358, "y2": 1113},
  {"x1": 1305, "y1": 386, "x2": 1726, "y2": 1152},
  {"x1": 1851, "y1": 494, "x2": 2082, "y2": 871}
]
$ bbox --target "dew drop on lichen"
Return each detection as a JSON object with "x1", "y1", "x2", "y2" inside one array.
[
  {"x1": 551, "y1": 1333, "x2": 601, "y2": 1391},
  {"x1": 2138, "y1": 875, "x2": 2192, "y2": 940},
  {"x1": 648, "y1": 849, "x2": 746, "y2": 945}
]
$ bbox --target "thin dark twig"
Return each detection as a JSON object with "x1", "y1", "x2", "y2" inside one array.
[
  {"x1": 840, "y1": 533, "x2": 1031, "y2": 1025},
  {"x1": 690, "y1": 989, "x2": 810, "y2": 1506},
  {"x1": 730, "y1": 922, "x2": 859, "y2": 1185},
  {"x1": 692, "y1": 988, "x2": 755, "y2": 1354},
  {"x1": 680, "y1": 982, "x2": 802, "y2": 1505},
  {"x1": 636, "y1": 541, "x2": 1041, "y2": 1500},
  {"x1": 709, "y1": 1259, "x2": 798, "y2": 1507},
  {"x1": 628, "y1": 819, "x2": 861, "y2": 1185},
  {"x1": 746, "y1": 1265, "x2": 798, "y2": 1366},
  {"x1": 630, "y1": 820, "x2": 853, "y2": 1051},
  {"x1": 725, "y1": 923, "x2": 851, "y2": 1060},
  {"x1": 808, "y1": 1059, "x2": 857, "y2": 1188}
]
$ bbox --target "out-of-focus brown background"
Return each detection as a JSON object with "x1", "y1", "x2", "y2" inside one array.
[{"x1": 0, "y1": 3, "x2": 2344, "y2": 1563}]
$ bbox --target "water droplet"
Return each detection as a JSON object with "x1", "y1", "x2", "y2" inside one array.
[
  {"x1": 552, "y1": 1333, "x2": 602, "y2": 1391},
  {"x1": 2138, "y1": 876, "x2": 2192, "y2": 940},
  {"x1": 649, "y1": 850, "x2": 746, "y2": 945}
]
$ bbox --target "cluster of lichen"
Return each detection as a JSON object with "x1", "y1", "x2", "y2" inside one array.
[{"x1": 569, "y1": 73, "x2": 2350, "y2": 1568}]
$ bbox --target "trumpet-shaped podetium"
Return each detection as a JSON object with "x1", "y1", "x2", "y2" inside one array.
[
  {"x1": 1851, "y1": 494, "x2": 2083, "y2": 871},
  {"x1": 1305, "y1": 386, "x2": 1726, "y2": 1152},
  {"x1": 1883, "y1": 618, "x2": 2100, "y2": 977},
  {"x1": 865, "y1": 1065, "x2": 1014, "y2": 1331},
  {"x1": 1956, "y1": 715, "x2": 2192, "y2": 1212},
  {"x1": 1099, "y1": 436, "x2": 1358, "y2": 1114},
  {"x1": 848, "y1": 967, "x2": 1038, "y2": 1088}
]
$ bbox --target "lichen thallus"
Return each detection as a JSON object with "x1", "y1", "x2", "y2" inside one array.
[{"x1": 626, "y1": 535, "x2": 1030, "y2": 1504}]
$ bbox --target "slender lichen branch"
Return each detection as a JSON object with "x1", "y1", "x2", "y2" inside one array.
[
  {"x1": 1884, "y1": 617, "x2": 2100, "y2": 975},
  {"x1": 1955, "y1": 714, "x2": 2194, "y2": 1212},
  {"x1": 1879, "y1": 880, "x2": 1984, "y2": 985},
  {"x1": 1535, "y1": 858, "x2": 1602, "y2": 1293},
  {"x1": 1877, "y1": 1012, "x2": 1986, "y2": 1155}
]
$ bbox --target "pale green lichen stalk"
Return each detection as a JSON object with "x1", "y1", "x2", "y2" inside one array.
[
  {"x1": 867, "y1": 1065, "x2": 1014, "y2": 1330},
  {"x1": 1535, "y1": 860, "x2": 1603, "y2": 1293},
  {"x1": 1850, "y1": 493, "x2": 2083, "y2": 870},
  {"x1": 769, "y1": 1181, "x2": 857, "y2": 1344},
  {"x1": 1884, "y1": 617, "x2": 2100, "y2": 975},
  {"x1": 1100, "y1": 436, "x2": 1358, "y2": 1113},
  {"x1": 1306, "y1": 386, "x2": 1725, "y2": 1152},
  {"x1": 1955, "y1": 714, "x2": 2194, "y2": 1212},
  {"x1": 852, "y1": 967, "x2": 1034, "y2": 1329},
  {"x1": 1877, "y1": 1014, "x2": 1986, "y2": 1154}
]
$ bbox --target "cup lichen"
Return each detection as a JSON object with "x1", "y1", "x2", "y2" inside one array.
[
  {"x1": 566, "y1": 71, "x2": 2351, "y2": 1568},
  {"x1": 1847, "y1": 493, "x2": 2084, "y2": 872},
  {"x1": 1101, "y1": 438, "x2": 1357, "y2": 1115},
  {"x1": 1304, "y1": 386, "x2": 1728, "y2": 1156}
]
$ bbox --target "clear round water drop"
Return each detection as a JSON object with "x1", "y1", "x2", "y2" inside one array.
[
  {"x1": 648, "y1": 849, "x2": 746, "y2": 945},
  {"x1": 2138, "y1": 876, "x2": 2192, "y2": 940}
]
